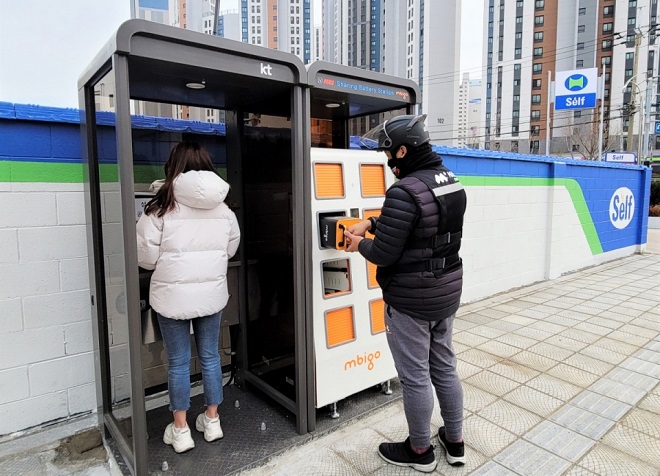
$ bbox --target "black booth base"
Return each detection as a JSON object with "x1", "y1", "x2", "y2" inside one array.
[{"x1": 130, "y1": 381, "x2": 402, "y2": 475}]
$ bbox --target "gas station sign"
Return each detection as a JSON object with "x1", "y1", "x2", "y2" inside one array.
[{"x1": 555, "y1": 68, "x2": 598, "y2": 110}]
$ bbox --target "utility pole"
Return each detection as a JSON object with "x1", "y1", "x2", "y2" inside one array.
[{"x1": 626, "y1": 31, "x2": 642, "y2": 152}]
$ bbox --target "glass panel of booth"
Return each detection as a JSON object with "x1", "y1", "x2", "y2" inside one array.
[{"x1": 93, "y1": 70, "x2": 135, "y2": 443}]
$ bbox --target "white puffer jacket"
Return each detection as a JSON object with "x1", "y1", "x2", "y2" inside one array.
[{"x1": 136, "y1": 170, "x2": 240, "y2": 320}]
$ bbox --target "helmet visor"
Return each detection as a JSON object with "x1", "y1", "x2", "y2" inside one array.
[{"x1": 359, "y1": 122, "x2": 391, "y2": 150}]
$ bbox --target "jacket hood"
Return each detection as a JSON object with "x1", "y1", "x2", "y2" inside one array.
[{"x1": 173, "y1": 170, "x2": 229, "y2": 209}]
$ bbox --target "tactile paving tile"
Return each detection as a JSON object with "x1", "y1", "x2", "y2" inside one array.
[
  {"x1": 549, "y1": 404, "x2": 615, "y2": 440},
  {"x1": 458, "y1": 349, "x2": 502, "y2": 369},
  {"x1": 473, "y1": 308, "x2": 511, "y2": 319},
  {"x1": 619, "y1": 357, "x2": 660, "y2": 379},
  {"x1": 503, "y1": 386, "x2": 564, "y2": 417},
  {"x1": 0, "y1": 453, "x2": 48, "y2": 476},
  {"x1": 559, "y1": 329, "x2": 602, "y2": 345},
  {"x1": 525, "y1": 374, "x2": 582, "y2": 401},
  {"x1": 524, "y1": 420, "x2": 594, "y2": 462},
  {"x1": 633, "y1": 348, "x2": 660, "y2": 365},
  {"x1": 469, "y1": 461, "x2": 519, "y2": 476},
  {"x1": 631, "y1": 318, "x2": 660, "y2": 332},
  {"x1": 504, "y1": 300, "x2": 538, "y2": 310},
  {"x1": 577, "y1": 444, "x2": 660, "y2": 476},
  {"x1": 563, "y1": 466, "x2": 598, "y2": 475},
  {"x1": 569, "y1": 390, "x2": 632, "y2": 421},
  {"x1": 492, "y1": 303, "x2": 528, "y2": 314},
  {"x1": 507, "y1": 351, "x2": 558, "y2": 372},
  {"x1": 645, "y1": 339, "x2": 660, "y2": 352},
  {"x1": 604, "y1": 367, "x2": 659, "y2": 392},
  {"x1": 569, "y1": 305, "x2": 603, "y2": 316},
  {"x1": 588, "y1": 378, "x2": 647, "y2": 405},
  {"x1": 330, "y1": 428, "x2": 390, "y2": 474},
  {"x1": 583, "y1": 316, "x2": 624, "y2": 330},
  {"x1": 493, "y1": 333, "x2": 538, "y2": 351},
  {"x1": 515, "y1": 308, "x2": 554, "y2": 320},
  {"x1": 603, "y1": 307, "x2": 646, "y2": 319},
  {"x1": 528, "y1": 342, "x2": 574, "y2": 361},
  {"x1": 562, "y1": 353, "x2": 614, "y2": 376},
  {"x1": 461, "y1": 313, "x2": 497, "y2": 325},
  {"x1": 494, "y1": 439, "x2": 571, "y2": 476},
  {"x1": 620, "y1": 324, "x2": 660, "y2": 340},
  {"x1": 462, "y1": 383, "x2": 499, "y2": 413},
  {"x1": 477, "y1": 399, "x2": 542, "y2": 436},
  {"x1": 542, "y1": 315, "x2": 581, "y2": 328},
  {"x1": 452, "y1": 341, "x2": 470, "y2": 354},
  {"x1": 453, "y1": 319, "x2": 479, "y2": 331},
  {"x1": 487, "y1": 361, "x2": 540, "y2": 384},
  {"x1": 620, "y1": 408, "x2": 660, "y2": 439},
  {"x1": 462, "y1": 415, "x2": 517, "y2": 457},
  {"x1": 554, "y1": 309, "x2": 597, "y2": 322},
  {"x1": 544, "y1": 335, "x2": 589, "y2": 353},
  {"x1": 432, "y1": 445, "x2": 489, "y2": 476},
  {"x1": 545, "y1": 363, "x2": 601, "y2": 388},
  {"x1": 466, "y1": 371, "x2": 521, "y2": 397},
  {"x1": 476, "y1": 341, "x2": 521, "y2": 360}
]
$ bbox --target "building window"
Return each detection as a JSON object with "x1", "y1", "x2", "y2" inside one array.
[
  {"x1": 516, "y1": 16, "x2": 523, "y2": 24},
  {"x1": 513, "y1": 79, "x2": 520, "y2": 86},
  {"x1": 535, "y1": 0, "x2": 544, "y2": 8},
  {"x1": 532, "y1": 125, "x2": 540, "y2": 135},
  {"x1": 629, "y1": 1, "x2": 637, "y2": 6},
  {"x1": 602, "y1": 39, "x2": 613, "y2": 49},
  {"x1": 534, "y1": 31, "x2": 544, "y2": 42},
  {"x1": 534, "y1": 47, "x2": 543, "y2": 56},
  {"x1": 628, "y1": 18, "x2": 636, "y2": 26},
  {"x1": 574, "y1": 111, "x2": 582, "y2": 118},
  {"x1": 625, "y1": 69, "x2": 634, "y2": 77},
  {"x1": 535, "y1": 15, "x2": 544, "y2": 25},
  {"x1": 531, "y1": 110, "x2": 541, "y2": 120},
  {"x1": 579, "y1": 7, "x2": 586, "y2": 15},
  {"x1": 603, "y1": 6, "x2": 614, "y2": 16},
  {"x1": 513, "y1": 95, "x2": 520, "y2": 102},
  {"x1": 602, "y1": 56, "x2": 612, "y2": 65},
  {"x1": 513, "y1": 110, "x2": 520, "y2": 117},
  {"x1": 578, "y1": 25, "x2": 586, "y2": 33},
  {"x1": 532, "y1": 95, "x2": 542, "y2": 104},
  {"x1": 603, "y1": 22, "x2": 613, "y2": 32},
  {"x1": 533, "y1": 79, "x2": 542, "y2": 89},
  {"x1": 530, "y1": 140, "x2": 540, "y2": 152},
  {"x1": 517, "y1": 0, "x2": 524, "y2": 7},
  {"x1": 576, "y1": 60, "x2": 584, "y2": 67},
  {"x1": 626, "y1": 52, "x2": 634, "y2": 60},
  {"x1": 533, "y1": 63, "x2": 542, "y2": 73},
  {"x1": 515, "y1": 48, "x2": 522, "y2": 59},
  {"x1": 577, "y1": 42, "x2": 584, "y2": 50}
]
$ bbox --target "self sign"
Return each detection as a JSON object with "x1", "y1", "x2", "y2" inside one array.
[{"x1": 609, "y1": 187, "x2": 635, "y2": 229}]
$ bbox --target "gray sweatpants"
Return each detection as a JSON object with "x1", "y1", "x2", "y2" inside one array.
[{"x1": 386, "y1": 305, "x2": 463, "y2": 449}]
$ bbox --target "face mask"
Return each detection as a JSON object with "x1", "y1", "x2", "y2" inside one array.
[{"x1": 387, "y1": 157, "x2": 401, "y2": 177}]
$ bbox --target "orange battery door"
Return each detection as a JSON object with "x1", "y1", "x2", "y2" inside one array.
[{"x1": 335, "y1": 218, "x2": 362, "y2": 249}]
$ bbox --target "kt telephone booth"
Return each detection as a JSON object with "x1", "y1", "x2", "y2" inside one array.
[{"x1": 79, "y1": 20, "x2": 419, "y2": 476}]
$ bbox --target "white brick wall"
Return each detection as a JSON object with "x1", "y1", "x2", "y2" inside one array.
[{"x1": 0, "y1": 186, "x2": 97, "y2": 436}]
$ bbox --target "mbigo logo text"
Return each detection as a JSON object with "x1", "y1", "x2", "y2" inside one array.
[
  {"x1": 344, "y1": 350, "x2": 382, "y2": 371},
  {"x1": 609, "y1": 187, "x2": 635, "y2": 229}
]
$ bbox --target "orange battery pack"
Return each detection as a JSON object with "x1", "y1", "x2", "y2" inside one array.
[{"x1": 319, "y1": 217, "x2": 362, "y2": 250}]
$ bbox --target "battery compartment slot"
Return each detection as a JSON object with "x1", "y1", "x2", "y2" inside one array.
[{"x1": 322, "y1": 259, "x2": 352, "y2": 297}]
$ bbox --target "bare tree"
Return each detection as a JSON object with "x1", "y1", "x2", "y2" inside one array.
[{"x1": 564, "y1": 114, "x2": 622, "y2": 160}]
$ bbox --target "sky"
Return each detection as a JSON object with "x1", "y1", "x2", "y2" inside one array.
[{"x1": 0, "y1": 0, "x2": 484, "y2": 108}]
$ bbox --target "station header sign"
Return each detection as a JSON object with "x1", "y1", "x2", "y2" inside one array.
[
  {"x1": 555, "y1": 68, "x2": 598, "y2": 111},
  {"x1": 315, "y1": 73, "x2": 413, "y2": 103}
]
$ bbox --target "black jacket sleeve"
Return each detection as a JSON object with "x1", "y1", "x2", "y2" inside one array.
[{"x1": 358, "y1": 185, "x2": 418, "y2": 267}]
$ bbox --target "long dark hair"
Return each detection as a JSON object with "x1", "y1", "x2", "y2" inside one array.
[{"x1": 144, "y1": 141, "x2": 216, "y2": 218}]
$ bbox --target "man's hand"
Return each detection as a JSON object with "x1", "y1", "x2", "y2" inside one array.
[
  {"x1": 347, "y1": 219, "x2": 371, "y2": 237},
  {"x1": 344, "y1": 229, "x2": 363, "y2": 252}
]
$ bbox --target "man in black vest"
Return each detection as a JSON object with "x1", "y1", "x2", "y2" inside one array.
[{"x1": 345, "y1": 115, "x2": 467, "y2": 472}]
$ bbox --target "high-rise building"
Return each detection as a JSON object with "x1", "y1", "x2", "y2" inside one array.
[
  {"x1": 322, "y1": 1, "x2": 461, "y2": 145},
  {"x1": 483, "y1": 0, "x2": 659, "y2": 157},
  {"x1": 458, "y1": 74, "x2": 483, "y2": 149}
]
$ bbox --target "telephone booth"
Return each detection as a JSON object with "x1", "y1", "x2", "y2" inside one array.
[{"x1": 79, "y1": 20, "x2": 309, "y2": 475}]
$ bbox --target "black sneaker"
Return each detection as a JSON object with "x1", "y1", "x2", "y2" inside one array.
[
  {"x1": 378, "y1": 436, "x2": 437, "y2": 473},
  {"x1": 437, "y1": 427, "x2": 466, "y2": 466}
]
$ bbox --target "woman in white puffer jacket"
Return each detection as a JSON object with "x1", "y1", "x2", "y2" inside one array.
[{"x1": 137, "y1": 141, "x2": 240, "y2": 453}]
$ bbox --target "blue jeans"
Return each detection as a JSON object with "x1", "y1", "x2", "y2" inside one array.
[{"x1": 157, "y1": 312, "x2": 224, "y2": 412}]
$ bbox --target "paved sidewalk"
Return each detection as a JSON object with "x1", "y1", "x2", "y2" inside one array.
[
  {"x1": 1, "y1": 248, "x2": 657, "y2": 476},
  {"x1": 241, "y1": 252, "x2": 660, "y2": 476}
]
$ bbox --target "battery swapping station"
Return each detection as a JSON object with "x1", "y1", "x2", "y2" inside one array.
[
  {"x1": 305, "y1": 62, "x2": 419, "y2": 413},
  {"x1": 79, "y1": 21, "x2": 420, "y2": 475}
]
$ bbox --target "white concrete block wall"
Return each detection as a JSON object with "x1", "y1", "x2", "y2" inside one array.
[{"x1": 0, "y1": 183, "x2": 97, "y2": 436}]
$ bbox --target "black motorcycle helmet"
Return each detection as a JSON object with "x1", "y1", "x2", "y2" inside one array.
[{"x1": 361, "y1": 114, "x2": 430, "y2": 155}]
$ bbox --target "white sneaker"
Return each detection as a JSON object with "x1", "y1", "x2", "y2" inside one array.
[
  {"x1": 163, "y1": 423, "x2": 195, "y2": 453},
  {"x1": 195, "y1": 412, "x2": 224, "y2": 442}
]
